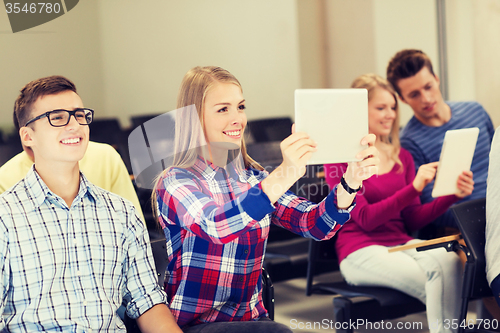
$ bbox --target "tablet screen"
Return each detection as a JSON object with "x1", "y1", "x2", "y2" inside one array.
[
  {"x1": 294, "y1": 89, "x2": 368, "y2": 165},
  {"x1": 432, "y1": 127, "x2": 479, "y2": 197}
]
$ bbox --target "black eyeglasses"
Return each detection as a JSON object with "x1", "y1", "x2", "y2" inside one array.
[{"x1": 24, "y1": 108, "x2": 94, "y2": 127}]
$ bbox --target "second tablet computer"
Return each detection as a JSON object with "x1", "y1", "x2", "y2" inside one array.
[
  {"x1": 432, "y1": 127, "x2": 479, "y2": 197},
  {"x1": 294, "y1": 89, "x2": 368, "y2": 165}
]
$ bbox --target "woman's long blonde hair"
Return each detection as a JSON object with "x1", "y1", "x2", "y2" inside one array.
[
  {"x1": 351, "y1": 73, "x2": 403, "y2": 170},
  {"x1": 152, "y1": 66, "x2": 263, "y2": 221}
]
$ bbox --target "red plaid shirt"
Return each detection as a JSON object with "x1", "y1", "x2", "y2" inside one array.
[{"x1": 155, "y1": 157, "x2": 353, "y2": 328}]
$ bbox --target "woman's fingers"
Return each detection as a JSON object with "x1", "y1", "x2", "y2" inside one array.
[
  {"x1": 426, "y1": 161, "x2": 440, "y2": 168},
  {"x1": 282, "y1": 132, "x2": 316, "y2": 156},
  {"x1": 419, "y1": 162, "x2": 439, "y2": 179},
  {"x1": 360, "y1": 133, "x2": 376, "y2": 147},
  {"x1": 413, "y1": 162, "x2": 439, "y2": 192},
  {"x1": 456, "y1": 171, "x2": 474, "y2": 198},
  {"x1": 419, "y1": 162, "x2": 438, "y2": 173},
  {"x1": 356, "y1": 153, "x2": 379, "y2": 168},
  {"x1": 356, "y1": 145, "x2": 379, "y2": 161},
  {"x1": 346, "y1": 138, "x2": 381, "y2": 184},
  {"x1": 348, "y1": 157, "x2": 379, "y2": 182},
  {"x1": 353, "y1": 164, "x2": 378, "y2": 180},
  {"x1": 460, "y1": 170, "x2": 474, "y2": 181},
  {"x1": 279, "y1": 132, "x2": 317, "y2": 179},
  {"x1": 280, "y1": 131, "x2": 312, "y2": 149}
]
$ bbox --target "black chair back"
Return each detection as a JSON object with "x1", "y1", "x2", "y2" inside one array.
[
  {"x1": 247, "y1": 117, "x2": 292, "y2": 143},
  {"x1": 246, "y1": 141, "x2": 282, "y2": 172},
  {"x1": 89, "y1": 118, "x2": 133, "y2": 173},
  {"x1": 130, "y1": 114, "x2": 163, "y2": 130},
  {"x1": 89, "y1": 118, "x2": 124, "y2": 146},
  {"x1": 451, "y1": 198, "x2": 491, "y2": 299},
  {"x1": 450, "y1": 198, "x2": 496, "y2": 333},
  {"x1": 0, "y1": 143, "x2": 23, "y2": 167},
  {"x1": 261, "y1": 267, "x2": 275, "y2": 320},
  {"x1": 149, "y1": 232, "x2": 168, "y2": 287}
]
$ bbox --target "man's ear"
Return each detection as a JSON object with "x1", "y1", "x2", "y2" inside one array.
[
  {"x1": 19, "y1": 126, "x2": 35, "y2": 149},
  {"x1": 398, "y1": 94, "x2": 408, "y2": 105}
]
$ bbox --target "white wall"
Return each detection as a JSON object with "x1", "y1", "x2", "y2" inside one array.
[
  {"x1": 373, "y1": 0, "x2": 439, "y2": 126},
  {"x1": 294, "y1": 0, "x2": 500, "y2": 129},
  {"x1": 324, "y1": 0, "x2": 377, "y2": 89},
  {"x1": 446, "y1": 0, "x2": 476, "y2": 102},
  {"x1": 472, "y1": 0, "x2": 500, "y2": 127},
  {"x1": 97, "y1": 0, "x2": 301, "y2": 126},
  {"x1": 0, "y1": 0, "x2": 301, "y2": 132},
  {"x1": 322, "y1": 0, "x2": 438, "y2": 126},
  {"x1": 296, "y1": 0, "x2": 329, "y2": 89},
  {"x1": 0, "y1": 1, "x2": 104, "y2": 133},
  {"x1": 372, "y1": 0, "x2": 439, "y2": 78},
  {"x1": 1, "y1": 0, "x2": 499, "y2": 133},
  {"x1": 445, "y1": 0, "x2": 500, "y2": 127}
]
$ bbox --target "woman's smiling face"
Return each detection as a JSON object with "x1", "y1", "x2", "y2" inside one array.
[
  {"x1": 368, "y1": 86, "x2": 397, "y2": 138},
  {"x1": 202, "y1": 82, "x2": 247, "y2": 147}
]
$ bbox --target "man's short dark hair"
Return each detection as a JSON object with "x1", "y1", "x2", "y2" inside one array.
[
  {"x1": 14, "y1": 75, "x2": 77, "y2": 130},
  {"x1": 386, "y1": 49, "x2": 435, "y2": 96}
]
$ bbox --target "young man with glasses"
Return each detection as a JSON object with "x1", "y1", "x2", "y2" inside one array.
[
  {"x1": 0, "y1": 76, "x2": 181, "y2": 333},
  {"x1": 0, "y1": 93, "x2": 144, "y2": 222}
]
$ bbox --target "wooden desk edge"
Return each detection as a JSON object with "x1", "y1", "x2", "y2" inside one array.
[{"x1": 388, "y1": 234, "x2": 462, "y2": 253}]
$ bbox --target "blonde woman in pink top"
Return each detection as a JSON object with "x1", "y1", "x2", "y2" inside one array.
[{"x1": 324, "y1": 74, "x2": 474, "y2": 333}]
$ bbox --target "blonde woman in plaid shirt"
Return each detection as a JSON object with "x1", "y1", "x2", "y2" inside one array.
[{"x1": 153, "y1": 66, "x2": 380, "y2": 332}]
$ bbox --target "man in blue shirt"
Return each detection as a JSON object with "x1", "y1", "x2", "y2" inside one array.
[
  {"x1": 387, "y1": 49, "x2": 494, "y2": 233},
  {"x1": 0, "y1": 75, "x2": 181, "y2": 332}
]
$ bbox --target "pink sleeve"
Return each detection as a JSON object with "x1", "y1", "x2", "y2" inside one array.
[
  {"x1": 351, "y1": 184, "x2": 421, "y2": 232},
  {"x1": 401, "y1": 195, "x2": 459, "y2": 231},
  {"x1": 324, "y1": 151, "x2": 459, "y2": 232},
  {"x1": 399, "y1": 150, "x2": 460, "y2": 231},
  {"x1": 323, "y1": 163, "x2": 347, "y2": 190},
  {"x1": 324, "y1": 162, "x2": 419, "y2": 232}
]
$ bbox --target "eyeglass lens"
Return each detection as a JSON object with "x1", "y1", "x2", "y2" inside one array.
[{"x1": 48, "y1": 110, "x2": 93, "y2": 126}]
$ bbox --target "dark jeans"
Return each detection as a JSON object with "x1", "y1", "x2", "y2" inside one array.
[
  {"x1": 491, "y1": 274, "x2": 500, "y2": 307},
  {"x1": 182, "y1": 317, "x2": 292, "y2": 333}
]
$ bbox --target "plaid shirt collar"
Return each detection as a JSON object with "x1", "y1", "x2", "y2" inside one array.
[
  {"x1": 24, "y1": 165, "x2": 102, "y2": 211},
  {"x1": 191, "y1": 155, "x2": 255, "y2": 183}
]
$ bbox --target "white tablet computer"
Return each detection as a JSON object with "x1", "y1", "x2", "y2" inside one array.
[
  {"x1": 294, "y1": 89, "x2": 368, "y2": 165},
  {"x1": 431, "y1": 127, "x2": 479, "y2": 197}
]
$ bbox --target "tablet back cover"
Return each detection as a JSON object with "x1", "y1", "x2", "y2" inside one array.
[
  {"x1": 432, "y1": 127, "x2": 479, "y2": 197},
  {"x1": 294, "y1": 89, "x2": 368, "y2": 165}
]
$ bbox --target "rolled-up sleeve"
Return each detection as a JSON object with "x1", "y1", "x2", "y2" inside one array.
[{"x1": 123, "y1": 214, "x2": 168, "y2": 319}]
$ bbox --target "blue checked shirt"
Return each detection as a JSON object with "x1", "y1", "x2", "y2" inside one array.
[
  {"x1": 0, "y1": 166, "x2": 167, "y2": 332},
  {"x1": 156, "y1": 157, "x2": 354, "y2": 328}
]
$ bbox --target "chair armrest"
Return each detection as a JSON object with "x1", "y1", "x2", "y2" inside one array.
[{"x1": 388, "y1": 234, "x2": 462, "y2": 253}]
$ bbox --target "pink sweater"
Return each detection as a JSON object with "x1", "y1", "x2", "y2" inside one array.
[{"x1": 324, "y1": 148, "x2": 458, "y2": 263}]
